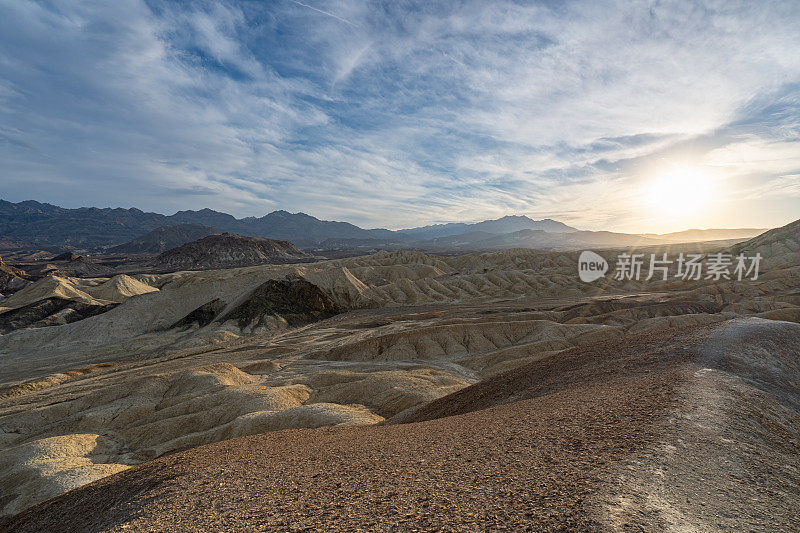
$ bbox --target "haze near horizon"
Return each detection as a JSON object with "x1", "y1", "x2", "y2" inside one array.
[{"x1": 1, "y1": 0, "x2": 799, "y2": 233}]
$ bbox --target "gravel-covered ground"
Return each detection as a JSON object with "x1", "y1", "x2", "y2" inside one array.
[{"x1": 4, "y1": 318, "x2": 799, "y2": 532}]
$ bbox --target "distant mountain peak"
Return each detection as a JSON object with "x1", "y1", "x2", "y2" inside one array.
[
  {"x1": 0, "y1": 199, "x2": 574, "y2": 250},
  {"x1": 108, "y1": 224, "x2": 220, "y2": 254},
  {"x1": 152, "y1": 232, "x2": 313, "y2": 270}
]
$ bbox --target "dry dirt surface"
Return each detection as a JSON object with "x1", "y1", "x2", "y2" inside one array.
[
  {"x1": 0, "y1": 222, "x2": 798, "y2": 526},
  {"x1": 2, "y1": 318, "x2": 798, "y2": 532}
]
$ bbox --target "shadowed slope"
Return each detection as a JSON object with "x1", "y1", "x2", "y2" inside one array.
[
  {"x1": 731, "y1": 218, "x2": 799, "y2": 269},
  {"x1": 3, "y1": 318, "x2": 798, "y2": 532},
  {"x1": 108, "y1": 225, "x2": 220, "y2": 254},
  {"x1": 152, "y1": 233, "x2": 313, "y2": 271}
]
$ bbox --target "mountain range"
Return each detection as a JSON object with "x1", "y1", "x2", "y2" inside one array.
[
  {"x1": 0, "y1": 199, "x2": 767, "y2": 253},
  {"x1": 0, "y1": 200, "x2": 393, "y2": 248},
  {"x1": 0, "y1": 200, "x2": 577, "y2": 249},
  {"x1": 396, "y1": 215, "x2": 576, "y2": 239},
  {"x1": 108, "y1": 224, "x2": 220, "y2": 254}
]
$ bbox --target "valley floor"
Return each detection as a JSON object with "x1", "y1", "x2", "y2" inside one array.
[
  {"x1": 3, "y1": 318, "x2": 799, "y2": 531},
  {"x1": 0, "y1": 234, "x2": 798, "y2": 529}
]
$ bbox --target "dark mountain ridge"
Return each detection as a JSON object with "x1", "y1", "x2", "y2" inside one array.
[
  {"x1": 0, "y1": 200, "x2": 772, "y2": 253},
  {"x1": 0, "y1": 200, "x2": 394, "y2": 248},
  {"x1": 151, "y1": 233, "x2": 314, "y2": 271},
  {"x1": 108, "y1": 224, "x2": 221, "y2": 254},
  {"x1": 0, "y1": 200, "x2": 576, "y2": 249},
  {"x1": 397, "y1": 215, "x2": 576, "y2": 239}
]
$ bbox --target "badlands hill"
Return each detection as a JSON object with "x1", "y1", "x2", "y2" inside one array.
[
  {"x1": 21, "y1": 255, "x2": 110, "y2": 279},
  {"x1": 0, "y1": 220, "x2": 797, "y2": 527},
  {"x1": 731, "y1": 217, "x2": 800, "y2": 269},
  {"x1": 427, "y1": 228, "x2": 666, "y2": 250},
  {"x1": 3, "y1": 318, "x2": 798, "y2": 531},
  {"x1": 0, "y1": 274, "x2": 156, "y2": 334},
  {"x1": 0, "y1": 257, "x2": 31, "y2": 298},
  {"x1": 150, "y1": 233, "x2": 315, "y2": 271},
  {"x1": 108, "y1": 224, "x2": 220, "y2": 254}
]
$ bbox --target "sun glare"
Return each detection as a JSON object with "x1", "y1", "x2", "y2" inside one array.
[{"x1": 643, "y1": 166, "x2": 715, "y2": 219}]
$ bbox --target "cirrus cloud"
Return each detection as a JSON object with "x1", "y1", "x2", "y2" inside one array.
[{"x1": 0, "y1": 0, "x2": 798, "y2": 232}]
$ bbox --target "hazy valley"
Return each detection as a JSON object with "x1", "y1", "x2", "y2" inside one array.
[{"x1": 0, "y1": 206, "x2": 797, "y2": 530}]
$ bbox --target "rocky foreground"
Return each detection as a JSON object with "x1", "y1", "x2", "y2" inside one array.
[
  {"x1": 0, "y1": 220, "x2": 797, "y2": 528},
  {"x1": 2, "y1": 318, "x2": 799, "y2": 531}
]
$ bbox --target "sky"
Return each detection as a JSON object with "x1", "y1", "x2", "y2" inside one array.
[{"x1": 0, "y1": 0, "x2": 799, "y2": 233}]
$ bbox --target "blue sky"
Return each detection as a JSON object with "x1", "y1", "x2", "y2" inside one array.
[{"x1": 1, "y1": 0, "x2": 799, "y2": 232}]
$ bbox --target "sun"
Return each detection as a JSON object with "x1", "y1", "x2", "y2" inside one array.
[{"x1": 642, "y1": 166, "x2": 716, "y2": 219}]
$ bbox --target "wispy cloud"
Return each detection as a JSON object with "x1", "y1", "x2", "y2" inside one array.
[
  {"x1": 290, "y1": 0, "x2": 360, "y2": 28},
  {"x1": 0, "y1": 0, "x2": 798, "y2": 231}
]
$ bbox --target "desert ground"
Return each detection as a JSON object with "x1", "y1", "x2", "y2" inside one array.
[{"x1": 0, "y1": 220, "x2": 798, "y2": 530}]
